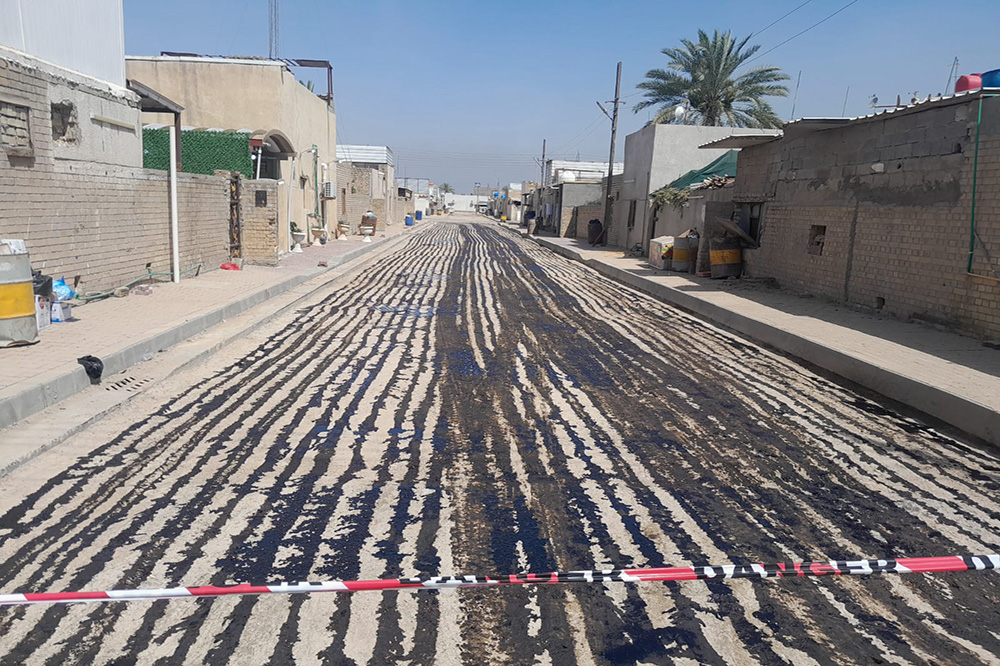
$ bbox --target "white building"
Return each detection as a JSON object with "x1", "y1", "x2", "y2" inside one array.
[
  {"x1": 1, "y1": 0, "x2": 143, "y2": 167},
  {"x1": 544, "y1": 159, "x2": 623, "y2": 187}
]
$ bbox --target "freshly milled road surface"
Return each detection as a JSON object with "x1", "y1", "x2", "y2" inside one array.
[{"x1": 2, "y1": 217, "x2": 1000, "y2": 665}]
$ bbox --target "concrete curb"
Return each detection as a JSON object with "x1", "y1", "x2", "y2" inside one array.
[
  {"x1": 529, "y1": 233, "x2": 1000, "y2": 446},
  {"x1": 0, "y1": 233, "x2": 413, "y2": 433}
]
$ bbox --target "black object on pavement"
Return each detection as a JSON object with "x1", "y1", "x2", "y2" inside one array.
[
  {"x1": 32, "y1": 271, "x2": 53, "y2": 299},
  {"x1": 78, "y1": 356, "x2": 104, "y2": 384}
]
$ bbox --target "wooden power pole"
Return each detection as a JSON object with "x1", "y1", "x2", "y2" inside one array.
[{"x1": 598, "y1": 62, "x2": 623, "y2": 246}]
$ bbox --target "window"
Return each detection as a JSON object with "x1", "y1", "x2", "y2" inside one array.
[
  {"x1": 0, "y1": 100, "x2": 33, "y2": 157},
  {"x1": 808, "y1": 225, "x2": 826, "y2": 256},
  {"x1": 255, "y1": 190, "x2": 268, "y2": 207},
  {"x1": 627, "y1": 200, "x2": 637, "y2": 229},
  {"x1": 739, "y1": 203, "x2": 764, "y2": 243},
  {"x1": 51, "y1": 102, "x2": 77, "y2": 142}
]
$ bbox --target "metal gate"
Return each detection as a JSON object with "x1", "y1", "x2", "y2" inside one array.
[{"x1": 229, "y1": 173, "x2": 242, "y2": 258}]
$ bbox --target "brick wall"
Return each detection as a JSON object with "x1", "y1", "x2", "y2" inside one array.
[
  {"x1": 569, "y1": 205, "x2": 604, "y2": 240},
  {"x1": 0, "y1": 162, "x2": 229, "y2": 291},
  {"x1": 336, "y1": 163, "x2": 374, "y2": 233},
  {"x1": 240, "y1": 178, "x2": 279, "y2": 265},
  {"x1": 734, "y1": 96, "x2": 1000, "y2": 338},
  {"x1": 396, "y1": 196, "x2": 415, "y2": 219},
  {"x1": 0, "y1": 47, "x2": 230, "y2": 292}
]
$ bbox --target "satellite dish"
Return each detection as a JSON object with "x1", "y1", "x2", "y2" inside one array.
[{"x1": 674, "y1": 105, "x2": 686, "y2": 123}]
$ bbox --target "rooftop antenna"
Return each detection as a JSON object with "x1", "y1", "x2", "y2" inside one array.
[
  {"x1": 789, "y1": 70, "x2": 802, "y2": 120},
  {"x1": 842, "y1": 86, "x2": 850, "y2": 116},
  {"x1": 268, "y1": 0, "x2": 280, "y2": 59},
  {"x1": 945, "y1": 56, "x2": 960, "y2": 93}
]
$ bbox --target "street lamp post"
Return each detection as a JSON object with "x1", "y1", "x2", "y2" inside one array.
[{"x1": 475, "y1": 182, "x2": 481, "y2": 214}]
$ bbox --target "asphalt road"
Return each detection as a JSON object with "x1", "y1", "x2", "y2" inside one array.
[{"x1": 2, "y1": 217, "x2": 1000, "y2": 665}]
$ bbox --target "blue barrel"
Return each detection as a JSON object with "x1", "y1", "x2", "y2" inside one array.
[
  {"x1": 982, "y1": 69, "x2": 1000, "y2": 88},
  {"x1": 405, "y1": 215, "x2": 414, "y2": 226},
  {"x1": 415, "y1": 211, "x2": 423, "y2": 221}
]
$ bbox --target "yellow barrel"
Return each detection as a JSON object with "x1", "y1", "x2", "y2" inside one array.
[
  {"x1": 710, "y1": 238, "x2": 742, "y2": 279},
  {"x1": 672, "y1": 237, "x2": 691, "y2": 272},
  {"x1": 0, "y1": 253, "x2": 38, "y2": 347}
]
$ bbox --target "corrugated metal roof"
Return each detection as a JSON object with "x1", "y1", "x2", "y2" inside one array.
[
  {"x1": 699, "y1": 133, "x2": 782, "y2": 149},
  {"x1": 784, "y1": 88, "x2": 1000, "y2": 132},
  {"x1": 337, "y1": 145, "x2": 394, "y2": 166}
]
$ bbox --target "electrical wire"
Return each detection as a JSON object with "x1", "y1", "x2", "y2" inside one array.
[
  {"x1": 548, "y1": 113, "x2": 606, "y2": 156},
  {"x1": 745, "y1": 0, "x2": 863, "y2": 65},
  {"x1": 749, "y1": 0, "x2": 815, "y2": 39}
]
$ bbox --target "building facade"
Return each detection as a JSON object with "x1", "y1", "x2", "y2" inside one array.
[
  {"x1": 0, "y1": 5, "x2": 232, "y2": 291},
  {"x1": 611, "y1": 124, "x2": 768, "y2": 251},
  {"x1": 336, "y1": 145, "x2": 396, "y2": 231},
  {"x1": 126, "y1": 55, "x2": 337, "y2": 253},
  {"x1": 731, "y1": 90, "x2": 1000, "y2": 338}
]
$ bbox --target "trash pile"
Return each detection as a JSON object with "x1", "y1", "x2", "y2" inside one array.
[{"x1": 1, "y1": 239, "x2": 78, "y2": 348}]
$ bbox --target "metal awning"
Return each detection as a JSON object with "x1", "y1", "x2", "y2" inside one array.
[
  {"x1": 781, "y1": 118, "x2": 854, "y2": 139},
  {"x1": 126, "y1": 79, "x2": 184, "y2": 114}
]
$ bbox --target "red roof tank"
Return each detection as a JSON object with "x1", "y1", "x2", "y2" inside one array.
[{"x1": 956, "y1": 74, "x2": 982, "y2": 93}]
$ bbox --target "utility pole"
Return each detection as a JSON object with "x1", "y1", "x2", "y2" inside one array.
[
  {"x1": 598, "y1": 62, "x2": 623, "y2": 246},
  {"x1": 540, "y1": 139, "x2": 546, "y2": 188},
  {"x1": 789, "y1": 70, "x2": 802, "y2": 120},
  {"x1": 268, "y1": 0, "x2": 280, "y2": 59},
  {"x1": 945, "y1": 57, "x2": 960, "y2": 94}
]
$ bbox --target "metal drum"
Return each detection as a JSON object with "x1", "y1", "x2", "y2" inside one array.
[
  {"x1": 671, "y1": 237, "x2": 691, "y2": 272},
  {"x1": 415, "y1": 211, "x2": 423, "y2": 221},
  {"x1": 710, "y1": 237, "x2": 742, "y2": 279},
  {"x1": 405, "y1": 215, "x2": 414, "y2": 226},
  {"x1": 0, "y1": 252, "x2": 38, "y2": 347}
]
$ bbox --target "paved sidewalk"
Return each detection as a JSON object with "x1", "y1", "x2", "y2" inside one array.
[
  {"x1": 521, "y1": 229, "x2": 1000, "y2": 446},
  {"x1": 0, "y1": 224, "x2": 415, "y2": 431}
]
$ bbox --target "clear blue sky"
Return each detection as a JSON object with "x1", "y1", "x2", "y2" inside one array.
[{"x1": 125, "y1": 0, "x2": 998, "y2": 193}]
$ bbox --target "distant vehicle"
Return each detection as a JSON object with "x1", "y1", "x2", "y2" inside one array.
[{"x1": 476, "y1": 203, "x2": 488, "y2": 213}]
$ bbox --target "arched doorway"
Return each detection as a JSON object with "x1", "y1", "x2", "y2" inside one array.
[{"x1": 252, "y1": 130, "x2": 294, "y2": 180}]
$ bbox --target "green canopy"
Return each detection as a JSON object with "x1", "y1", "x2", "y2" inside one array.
[{"x1": 666, "y1": 150, "x2": 738, "y2": 190}]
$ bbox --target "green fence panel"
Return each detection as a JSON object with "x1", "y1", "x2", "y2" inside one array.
[{"x1": 143, "y1": 128, "x2": 252, "y2": 178}]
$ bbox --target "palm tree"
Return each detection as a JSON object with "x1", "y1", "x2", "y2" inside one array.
[
  {"x1": 440, "y1": 183, "x2": 455, "y2": 194},
  {"x1": 635, "y1": 30, "x2": 790, "y2": 128}
]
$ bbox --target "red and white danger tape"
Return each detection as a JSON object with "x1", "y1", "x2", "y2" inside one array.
[{"x1": 1, "y1": 554, "x2": 996, "y2": 607}]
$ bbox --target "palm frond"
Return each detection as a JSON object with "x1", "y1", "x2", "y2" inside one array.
[{"x1": 635, "y1": 29, "x2": 790, "y2": 128}]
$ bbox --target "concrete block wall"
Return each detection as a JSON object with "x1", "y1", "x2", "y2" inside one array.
[
  {"x1": 0, "y1": 49, "x2": 230, "y2": 292},
  {"x1": 240, "y1": 179, "x2": 279, "y2": 265},
  {"x1": 736, "y1": 96, "x2": 1000, "y2": 338}
]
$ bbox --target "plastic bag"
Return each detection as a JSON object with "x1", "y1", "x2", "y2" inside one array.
[
  {"x1": 53, "y1": 277, "x2": 76, "y2": 301},
  {"x1": 77, "y1": 355, "x2": 104, "y2": 384}
]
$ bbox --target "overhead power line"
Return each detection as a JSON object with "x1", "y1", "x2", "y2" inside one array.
[
  {"x1": 750, "y1": 0, "x2": 815, "y2": 39},
  {"x1": 746, "y1": 0, "x2": 863, "y2": 65}
]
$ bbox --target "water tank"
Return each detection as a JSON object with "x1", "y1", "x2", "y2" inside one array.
[
  {"x1": 981, "y1": 69, "x2": 1000, "y2": 89},
  {"x1": 560, "y1": 170, "x2": 577, "y2": 182},
  {"x1": 956, "y1": 74, "x2": 983, "y2": 93}
]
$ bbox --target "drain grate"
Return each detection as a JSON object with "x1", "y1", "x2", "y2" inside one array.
[{"x1": 105, "y1": 376, "x2": 152, "y2": 392}]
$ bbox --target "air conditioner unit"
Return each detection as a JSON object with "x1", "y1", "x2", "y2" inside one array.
[{"x1": 322, "y1": 181, "x2": 337, "y2": 199}]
